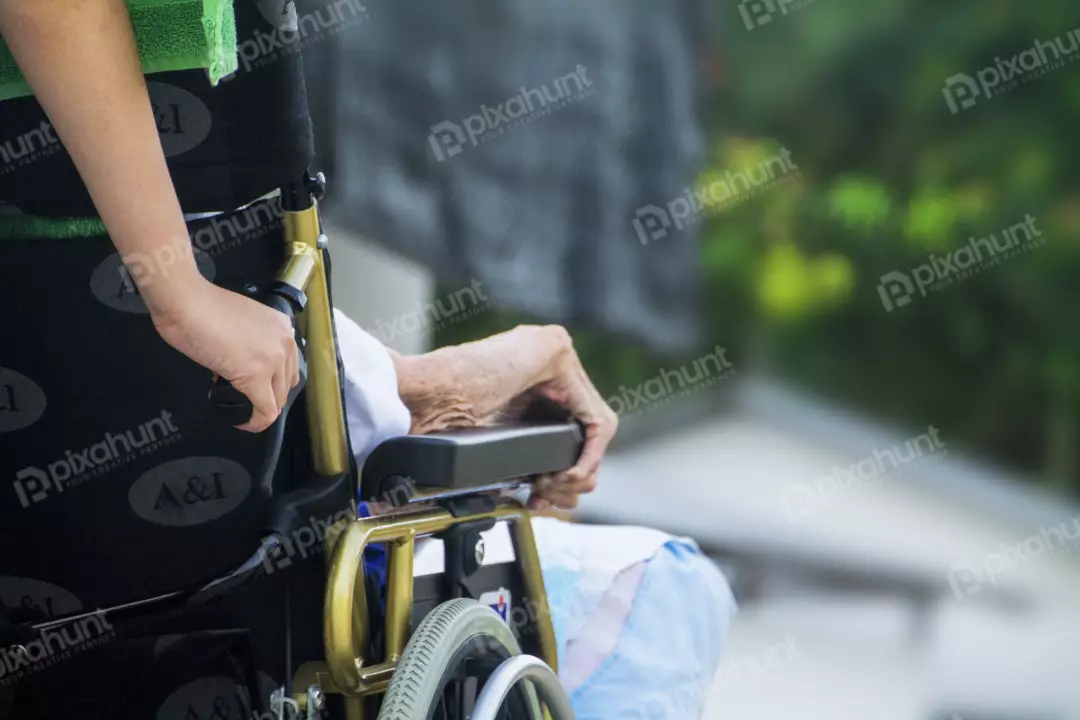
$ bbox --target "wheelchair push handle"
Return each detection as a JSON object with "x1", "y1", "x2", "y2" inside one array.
[{"x1": 209, "y1": 286, "x2": 308, "y2": 427}]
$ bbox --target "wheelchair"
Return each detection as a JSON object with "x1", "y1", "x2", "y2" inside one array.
[{"x1": 0, "y1": 171, "x2": 578, "y2": 720}]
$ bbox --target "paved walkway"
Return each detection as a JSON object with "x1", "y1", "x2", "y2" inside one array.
[{"x1": 579, "y1": 383, "x2": 1080, "y2": 720}]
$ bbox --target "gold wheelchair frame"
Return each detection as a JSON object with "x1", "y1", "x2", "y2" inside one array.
[{"x1": 276, "y1": 186, "x2": 560, "y2": 720}]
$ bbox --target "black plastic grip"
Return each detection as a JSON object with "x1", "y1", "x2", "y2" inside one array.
[
  {"x1": 209, "y1": 291, "x2": 304, "y2": 428},
  {"x1": 208, "y1": 383, "x2": 256, "y2": 427}
]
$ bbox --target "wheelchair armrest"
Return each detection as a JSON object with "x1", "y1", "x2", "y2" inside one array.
[{"x1": 360, "y1": 422, "x2": 584, "y2": 506}]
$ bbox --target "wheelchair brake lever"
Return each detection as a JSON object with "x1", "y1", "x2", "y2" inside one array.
[{"x1": 209, "y1": 287, "x2": 308, "y2": 428}]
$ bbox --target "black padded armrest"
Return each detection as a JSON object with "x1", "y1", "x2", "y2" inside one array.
[{"x1": 360, "y1": 422, "x2": 584, "y2": 506}]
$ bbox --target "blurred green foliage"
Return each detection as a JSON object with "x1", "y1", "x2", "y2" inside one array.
[
  {"x1": 707, "y1": 0, "x2": 1079, "y2": 491},
  {"x1": 440, "y1": 0, "x2": 1080, "y2": 493}
]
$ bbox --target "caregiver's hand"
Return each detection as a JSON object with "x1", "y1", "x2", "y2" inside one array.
[
  {"x1": 148, "y1": 274, "x2": 300, "y2": 433},
  {"x1": 393, "y1": 325, "x2": 619, "y2": 510}
]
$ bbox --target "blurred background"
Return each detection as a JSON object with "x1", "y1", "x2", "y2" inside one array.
[{"x1": 294, "y1": 0, "x2": 1080, "y2": 717}]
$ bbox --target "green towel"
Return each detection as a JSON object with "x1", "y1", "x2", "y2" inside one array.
[
  {"x1": 0, "y1": 0, "x2": 237, "y2": 102},
  {"x1": 0, "y1": 214, "x2": 107, "y2": 241}
]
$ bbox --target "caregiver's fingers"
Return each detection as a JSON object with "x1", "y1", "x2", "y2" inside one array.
[
  {"x1": 236, "y1": 379, "x2": 281, "y2": 433},
  {"x1": 287, "y1": 342, "x2": 301, "y2": 394},
  {"x1": 270, "y1": 365, "x2": 290, "y2": 415}
]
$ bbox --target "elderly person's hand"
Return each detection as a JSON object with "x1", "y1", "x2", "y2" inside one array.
[{"x1": 391, "y1": 326, "x2": 618, "y2": 510}]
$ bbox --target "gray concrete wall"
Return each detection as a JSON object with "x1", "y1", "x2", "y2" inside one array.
[{"x1": 324, "y1": 223, "x2": 434, "y2": 355}]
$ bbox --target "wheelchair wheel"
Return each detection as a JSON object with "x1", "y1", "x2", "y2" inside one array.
[{"x1": 378, "y1": 599, "x2": 543, "y2": 720}]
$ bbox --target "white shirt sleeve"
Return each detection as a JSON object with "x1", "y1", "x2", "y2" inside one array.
[{"x1": 333, "y1": 308, "x2": 412, "y2": 463}]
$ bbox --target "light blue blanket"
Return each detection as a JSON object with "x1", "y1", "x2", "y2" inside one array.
[{"x1": 534, "y1": 520, "x2": 738, "y2": 719}]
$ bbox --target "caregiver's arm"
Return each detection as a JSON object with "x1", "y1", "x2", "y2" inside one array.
[
  {"x1": 0, "y1": 0, "x2": 298, "y2": 433},
  {"x1": 391, "y1": 325, "x2": 618, "y2": 509}
]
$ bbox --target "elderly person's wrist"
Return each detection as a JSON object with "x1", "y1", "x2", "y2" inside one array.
[
  {"x1": 537, "y1": 323, "x2": 573, "y2": 374},
  {"x1": 391, "y1": 324, "x2": 571, "y2": 433}
]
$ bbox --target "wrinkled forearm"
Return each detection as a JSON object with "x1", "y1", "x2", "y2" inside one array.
[{"x1": 390, "y1": 325, "x2": 570, "y2": 434}]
